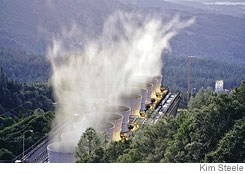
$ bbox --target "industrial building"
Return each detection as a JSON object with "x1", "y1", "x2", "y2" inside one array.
[{"x1": 13, "y1": 75, "x2": 180, "y2": 163}]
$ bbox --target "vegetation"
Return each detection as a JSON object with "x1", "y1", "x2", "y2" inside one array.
[
  {"x1": 162, "y1": 55, "x2": 245, "y2": 108},
  {"x1": 1, "y1": 0, "x2": 245, "y2": 65},
  {"x1": 75, "y1": 81, "x2": 245, "y2": 163},
  {"x1": 0, "y1": 68, "x2": 54, "y2": 130},
  {"x1": 0, "y1": 46, "x2": 244, "y2": 162},
  {"x1": 0, "y1": 111, "x2": 54, "y2": 160},
  {"x1": 1, "y1": 46, "x2": 244, "y2": 110},
  {"x1": 75, "y1": 128, "x2": 111, "y2": 163},
  {"x1": 0, "y1": 47, "x2": 50, "y2": 83},
  {"x1": 0, "y1": 69, "x2": 55, "y2": 160}
]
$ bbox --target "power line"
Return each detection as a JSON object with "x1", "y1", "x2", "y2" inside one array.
[{"x1": 0, "y1": 102, "x2": 27, "y2": 117}]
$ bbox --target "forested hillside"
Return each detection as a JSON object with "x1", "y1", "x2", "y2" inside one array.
[
  {"x1": 0, "y1": 69, "x2": 55, "y2": 160},
  {"x1": 0, "y1": 68, "x2": 54, "y2": 130},
  {"x1": 120, "y1": 0, "x2": 245, "y2": 64},
  {"x1": 0, "y1": 111, "x2": 54, "y2": 160},
  {"x1": 74, "y1": 81, "x2": 245, "y2": 163},
  {"x1": 1, "y1": 47, "x2": 244, "y2": 109},
  {"x1": 1, "y1": 0, "x2": 245, "y2": 63},
  {"x1": 0, "y1": 0, "x2": 131, "y2": 54},
  {"x1": 0, "y1": 0, "x2": 244, "y2": 164},
  {"x1": 0, "y1": 47, "x2": 50, "y2": 83},
  {"x1": 161, "y1": 54, "x2": 245, "y2": 108}
]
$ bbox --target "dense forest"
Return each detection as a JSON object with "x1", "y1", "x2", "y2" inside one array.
[
  {"x1": 75, "y1": 81, "x2": 245, "y2": 163},
  {"x1": 0, "y1": 48, "x2": 244, "y2": 161},
  {"x1": 162, "y1": 54, "x2": 245, "y2": 108},
  {"x1": 1, "y1": 47, "x2": 244, "y2": 109},
  {"x1": 0, "y1": 68, "x2": 55, "y2": 160},
  {"x1": 1, "y1": 0, "x2": 245, "y2": 64},
  {"x1": 0, "y1": 47, "x2": 51, "y2": 83},
  {"x1": 0, "y1": 111, "x2": 54, "y2": 160},
  {"x1": 0, "y1": 0, "x2": 244, "y2": 164},
  {"x1": 0, "y1": 68, "x2": 54, "y2": 130}
]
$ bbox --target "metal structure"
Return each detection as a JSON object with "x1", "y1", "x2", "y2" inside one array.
[{"x1": 23, "y1": 130, "x2": 33, "y2": 161}]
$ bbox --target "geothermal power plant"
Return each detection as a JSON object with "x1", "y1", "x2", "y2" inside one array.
[
  {"x1": 11, "y1": 75, "x2": 181, "y2": 163},
  {"x1": 14, "y1": 74, "x2": 180, "y2": 163},
  {"x1": 6, "y1": 11, "x2": 195, "y2": 163},
  {"x1": 44, "y1": 75, "x2": 180, "y2": 163},
  {"x1": 10, "y1": 75, "x2": 180, "y2": 163}
]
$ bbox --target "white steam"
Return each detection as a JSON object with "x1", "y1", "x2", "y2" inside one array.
[{"x1": 47, "y1": 12, "x2": 195, "y2": 142}]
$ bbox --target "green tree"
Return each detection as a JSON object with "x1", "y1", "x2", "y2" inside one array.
[
  {"x1": 188, "y1": 87, "x2": 213, "y2": 110},
  {"x1": 76, "y1": 127, "x2": 104, "y2": 162},
  {"x1": 205, "y1": 119, "x2": 245, "y2": 163},
  {"x1": 104, "y1": 140, "x2": 131, "y2": 163},
  {"x1": 0, "y1": 148, "x2": 15, "y2": 160}
]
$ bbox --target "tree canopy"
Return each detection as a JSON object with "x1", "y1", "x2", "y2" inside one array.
[{"x1": 75, "y1": 81, "x2": 245, "y2": 163}]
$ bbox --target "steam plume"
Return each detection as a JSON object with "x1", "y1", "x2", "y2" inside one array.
[{"x1": 47, "y1": 11, "x2": 195, "y2": 142}]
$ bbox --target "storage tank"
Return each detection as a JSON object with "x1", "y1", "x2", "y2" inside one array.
[
  {"x1": 104, "y1": 113, "x2": 123, "y2": 141},
  {"x1": 96, "y1": 122, "x2": 115, "y2": 139},
  {"x1": 103, "y1": 105, "x2": 131, "y2": 133},
  {"x1": 61, "y1": 130, "x2": 82, "y2": 143},
  {"x1": 132, "y1": 83, "x2": 153, "y2": 105},
  {"x1": 148, "y1": 78, "x2": 158, "y2": 99},
  {"x1": 130, "y1": 88, "x2": 148, "y2": 111},
  {"x1": 121, "y1": 86, "x2": 148, "y2": 111},
  {"x1": 143, "y1": 83, "x2": 153, "y2": 104},
  {"x1": 154, "y1": 75, "x2": 163, "y2": 93},
  {"x1": 73, "y1": 119, "x2": 115, "y2": 140},
  {"x1": 119, "y1": 93, "x2": 142, "y2": 117},
  {"x1": 47, "y1": 142, "x2": 76, "y2": 163},
  {"x1": 126, "y1": 79, "x2": 154, "y2": 105},
  {"x1": 139, "y1": 88, "x2": 148, "y2": 110}
]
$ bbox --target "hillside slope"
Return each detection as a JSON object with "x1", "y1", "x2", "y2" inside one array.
[
  {"x1": 0, "y1": 0, "x2": 132, "y2": 53},
  {"x1": 119, "y1": 0, "x2": 245, "y2": 63},
  {"x1": 0, "y1": 0, "x2": 244, "y2": 63}
]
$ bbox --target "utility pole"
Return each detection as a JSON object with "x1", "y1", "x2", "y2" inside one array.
[
  {"x1": 22, "y1": 130, "x2": 33, "y2": 162},
  {"x1": 187, "y1": 56, "x2": 194, "y2": 110}
]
